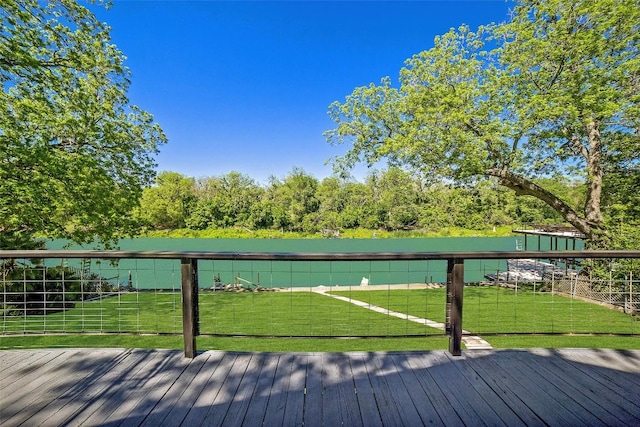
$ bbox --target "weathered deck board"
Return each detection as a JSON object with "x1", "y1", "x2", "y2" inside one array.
[
  {"x1": 283, "y1": 353, "x2": 307, "y2": 426},
  {"x1": 402, "y1": 352, "x2": 465, "y2": 425},
  {"x1": 517, "y1": 350, "x2": 631, "y2": 426},
  {"x1": 261, "y1": 353, "x2": 293, "y2": 426},
  {"x1": 349, "y1": 354, "x2": 383, "y2": 427},
  {"x1": 1, "y1": 348, "x2": 640, "y2": 426},
  {"x1": 332, "y1": 353, "x2": 361, "y2": 427},
  {"x1": 26, "y1": 349, "x2": 164, "y2": 426},
  {"x1": 241, "y1": 353, "x2": 280, "y2": 427},
  {"x1": 549, "y1": 350, "x2": 640, "y2": 423},
  {"x1": 71, "y1": 350, "x2": 171, "y2": 426},
  {"x1": 499, "y1": 350, "x2": 608, "y2": 426},
  {"x1": 371, "y1": 353, "x2": 424, "y2": 426},
  {"x1": 467, "y1": 350, "x2": 589, "y2": 426},
  {"x1": 364, "y1": 353, "x2": 406, "y2": 426},
  {"x1": 299, "y1": 353, "x2": 323, "y2": 427},
  {"x1": 439, "y1": 352, "x2": 527, "y2": 427},
  {"x1": 0, "y1": 349, "x2": 45, "y2": 376},
  {"x1": 223, "y1": 352, "x2": 266, "y2": 426},
  {"x1": 423, "y1": 350, "x2": 499, "y2": 426},
  {"x1": 2, "y1": 350, "x2": 98, "y2": 426},
  {"x1": 450, "y1": 351, "x2": 544, "y2": 426},
  {"x1": 139, "y1": 351, "x2": 216, "y2": 426},
  {"x1": 103, "y1": 350, "x2": 190, "y2": 426},
  {"x1": 0, "y1": 349, "x2": 67, "y2": 388}
]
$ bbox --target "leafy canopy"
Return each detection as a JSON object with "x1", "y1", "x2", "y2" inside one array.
[
  {"x1": 326, "y1": 0, "x2": 640, "y2": 244},
  {"x1": 0, "y1": 0, "x2": 166, "y2": 248}
]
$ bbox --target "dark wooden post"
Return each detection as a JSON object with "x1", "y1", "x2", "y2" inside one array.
[
  {"x1": 445, "y1": 260, "x2": 452, "y2": 336},
  {"x1": 181, "y1": 258, "x2": 199, "y2": 358},
  {"x1": 448, "y1": 258, "x2": 464, "y2": 356}
]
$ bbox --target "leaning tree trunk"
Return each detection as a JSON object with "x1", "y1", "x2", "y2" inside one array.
[{"x1": 485, "y1": 168, "x2": 606, "y2": 245}]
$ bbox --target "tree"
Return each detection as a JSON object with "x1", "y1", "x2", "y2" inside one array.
[
  {"x1": 367, "y1": 168, "x2": 421, "y2": 230},
  {"x1": 186, "y1": 172, "x2": 264, "y2": 229},
  {"x1": 140, "y1": 172, "x2": 195, "y2": 230},
  {"x1": 340, "y1": 180, "x2": 378, "y2": 229},
  {"x1": 1, "y1": 0, "x2": 166, "y2": 248},
  {"x1": 602, "y1": 165, "x2": 640, "y2": 228},
  {"x1": 266, "y1": 168, "x2": 319, "y2": 232},
  {"x1": 326, "y1": 0, "x2": 639, "y2": 246},
  {"x1": 315, "y1": 176, "x2": 378, "y2": 231},
  {"x1": 315, "y1": 177, "x2": 344, "y2": 231}
]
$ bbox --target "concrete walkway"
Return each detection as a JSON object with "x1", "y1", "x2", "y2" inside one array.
[{"x1": 314, "y1": 289, "x2": 493, "y2": 350}]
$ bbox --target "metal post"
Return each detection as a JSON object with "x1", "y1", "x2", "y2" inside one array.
[
  {"x1": 630, "y1": 271, "x2": 634, "y2": 314},
  {"x1": 445, "y1": 260, "x2": 452, "y2": 336},
  {"x1": 181, "y1": 258, "x2": 199, "y2": 358},
  {"x1": 448, "y1": 258, "x2": 464, "y2": 356}
]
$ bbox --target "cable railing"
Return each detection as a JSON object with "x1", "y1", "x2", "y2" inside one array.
[{"x1": 1, "y1": 250, "x2": 639, "y2": 357}]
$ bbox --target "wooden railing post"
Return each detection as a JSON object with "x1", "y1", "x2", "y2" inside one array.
[
  {"x1": 448, "y1": 258, "x2": 464, "y2": 356},
  {"x1": 181, "y1": 258, "x2": 199, "y2": 358},
  {"x1": 445, "y1": 260, "x2": 452, "y2": 336}
]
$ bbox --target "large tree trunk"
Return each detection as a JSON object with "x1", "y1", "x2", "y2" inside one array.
[{"x1": 485, "y1": 168, "x2": 605, "y2": 244}]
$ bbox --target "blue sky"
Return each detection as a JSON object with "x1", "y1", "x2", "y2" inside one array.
[{"x1": 91, "y1": 1, "x2": 513, "y2": 183}]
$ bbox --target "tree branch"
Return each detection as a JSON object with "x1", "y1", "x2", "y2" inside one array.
[
  {"x1": 0, "y1": 57, "x2": 73, "y2": 69},
  {"x1": 485, "y1": 167, "x2": 600, "y2": 238},
  {"x1": 463, "y1": 120, "x2": 503, "y2": 165}
]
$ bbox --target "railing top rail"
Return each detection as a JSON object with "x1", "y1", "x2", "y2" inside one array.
[{"x1": 1, "y1": 249, "x2": 639, "y2": 261}]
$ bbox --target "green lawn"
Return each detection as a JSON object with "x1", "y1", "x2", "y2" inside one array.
[
  {"x1": 2, "y1": 286, "x2": 639, "y2": 351},
  {"x1": 199, "y1": 291, "x2": 444, "y2": 337},
  {"x1": 1, "y1": 290, "x2": 443, "y2": 337},
  {"x1": 0, "y1": 335, "x2": 450, "y2": 352},
  {"x1": 330, "y1": 287, "x2": 640, "y2": 335},
  {"x1": 1, "y1": 292, "x2": 184, "y2": 335}
]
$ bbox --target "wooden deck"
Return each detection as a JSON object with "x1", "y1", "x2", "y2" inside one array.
[{"x1": 1, "y1": 348, "x2": 640, "y2": 426}]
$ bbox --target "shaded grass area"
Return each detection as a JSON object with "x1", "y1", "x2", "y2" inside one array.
[{"x1": 330, "y1": 287, "x2": 640, "y2": 335}]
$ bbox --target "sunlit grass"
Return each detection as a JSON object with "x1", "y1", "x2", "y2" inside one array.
[
  {"x1": 1, "y1": 290, "x2": 442, "y2": 337},
  {"x1": 0, "y1": 335, "x2": 450, "y2": 352},
  {"x1": 198, "y1": 291, "x2": 442, "y2": 337},
  {"x1": 330, "y1": 287, "x2": 640, "y2": 335},
  {"x1": 2, "y1": 286, "x2": 639, "y2": 351}
]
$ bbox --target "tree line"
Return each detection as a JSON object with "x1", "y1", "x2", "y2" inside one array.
[
  {"x1": 138, "y1": 168, "x2": 593, "y2": 234},
  {"x1": 2, "y1": 0, "x2": 638, "y2": 252},
  {"x1": 326, "y1": 0, "x2": 639, "y2": 248},
  {"x1": 2, "y1": 0, "x2": 637, "y2": 317}
]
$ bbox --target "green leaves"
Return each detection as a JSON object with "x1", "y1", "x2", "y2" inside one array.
[
  {"x1": 1, "y1": 0, "x2": 166, "y2": 248},
  {"x1": 139, "y1": 172, "x2": 196, "y2": 230},
  {"x1": 325, "y1": 0, "x2": 640, "y2": 242}
]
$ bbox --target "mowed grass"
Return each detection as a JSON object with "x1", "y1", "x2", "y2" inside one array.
[
  {"x1": 1, "y1": 292, "x2": 184, "y2": 335},
  {"x1": 199, "y1": 291, "x2": 441, "y2": 336},
  {"x1": 463, "y1": 286, "x2": 640, "y2": 334},
  {"x1": 2, "y1": 286, "x2": 639, "y2": 351},
  {"x1": 0, "y1": 335, "x2": 450, "y2": 352},
  {"x1": 330, "y1": 287, "x2": 640, "y2": 335},
  {"x1": 1, "y1": 290, "x2": 442, "y2": 337}
]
